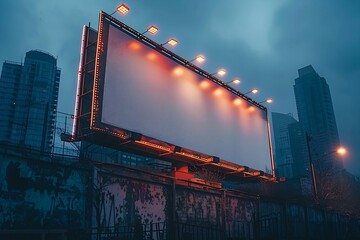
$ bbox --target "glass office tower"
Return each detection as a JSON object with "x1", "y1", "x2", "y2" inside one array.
[{"x1": 0, "y1": 50, "x2": 60, "y2": 153}]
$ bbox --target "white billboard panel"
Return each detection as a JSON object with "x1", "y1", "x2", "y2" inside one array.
[{"x1": 93, "y1": 14, "x2": 273, "y2": 173}]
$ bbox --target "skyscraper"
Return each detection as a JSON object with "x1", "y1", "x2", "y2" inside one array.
[
  {"x1": 0, "y1": 50, "x2": 60, "y2": 153},
  {"x1": 272, "y1": 112, "x2": 309, "y2": 178},
  {"x1": 272, "y1": 112, "x2": 297, "y2": 178},
  {"x1": 294, "y1": 65, "x2": 341, "y2": 170}
]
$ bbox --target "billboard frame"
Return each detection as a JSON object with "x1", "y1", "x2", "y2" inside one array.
[{"x1": 74, "y1": 11, "x2": 276, "y2": 181}]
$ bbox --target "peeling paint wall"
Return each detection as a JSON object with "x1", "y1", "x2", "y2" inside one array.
[
  {"x1": 0, "y1": 154, "x2": 87, "y2": 229},
  {"x1": 176, "y1": 188, "x2": 222, "y2": 225},
  {"x1": 94, "y1": 171, "x2": 169, "y2": 228}
]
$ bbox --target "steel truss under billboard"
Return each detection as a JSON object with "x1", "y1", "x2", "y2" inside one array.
[{"x1": 73, "y1": 12, "x2": 276, "y2": 181}]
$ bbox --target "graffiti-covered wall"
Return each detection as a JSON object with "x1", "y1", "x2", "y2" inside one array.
[
  {"x1": 93, "y1": 170, "x2": 170, "y2": 228},
  {"x1": 0, "y1": 150, "x2": 356, "y2": 240},
  {"x1": 94, "y1": 165, "x2": 259, "y2": 231},
  {"x1": 0, "y1": 153, "x2": 88, "y2": 229},
  {"x1": 176, "y1": 187, "x2": 222, "y2": 225}
]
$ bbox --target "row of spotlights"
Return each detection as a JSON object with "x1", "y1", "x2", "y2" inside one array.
[{"x1": 114, "y1": 4, "x2": 272, "y2": 104}]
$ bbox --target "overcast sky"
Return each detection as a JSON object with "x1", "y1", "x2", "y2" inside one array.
[{"x1": 0, "y1": 0, "x2": 359, "y2": 175}]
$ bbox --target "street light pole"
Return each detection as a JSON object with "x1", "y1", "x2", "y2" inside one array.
[
  {"x1": 305, "y1": 133, "x2": 347, "y2": 203},
  {"x1": 306, "y1": 132, "x2": 318, "y2": 202}
]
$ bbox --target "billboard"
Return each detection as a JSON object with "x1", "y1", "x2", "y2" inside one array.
[{"x1": 82, "y1": 12, "x2": 274, "y2": 175}]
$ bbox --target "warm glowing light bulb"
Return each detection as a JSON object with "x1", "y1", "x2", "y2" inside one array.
[
  {"x1": 251, "y1": 88, "x2": 258, "y2": 94},
  {"x1": 337, "y1": 147, "x2": 347, "y2": 155},
  {"x1": 117, "y1": 4, "x2": 130, "y2": 15},
  {"x1": 217, "y1": 69, "x2": 226, "y2": 76},
  {"x1": 147, "y1": 26, "x2": 158, "y2": 34},
  {"x1": 167, "y1": 38, "x2": 178, "y2": 46},
  {"x1": 266, "y1": 98, "x2": 273, "y2": 103},
  {"x1": 195, "y1": 55, "x2": 205, "y2": 63},
  {"x1": 232, "y1": 79, "x2": 241, "y2": 84}
]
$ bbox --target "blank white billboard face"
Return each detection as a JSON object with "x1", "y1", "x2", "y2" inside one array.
[{"x1": 98, "y1": 20, "x2": 272, "y2": 173}]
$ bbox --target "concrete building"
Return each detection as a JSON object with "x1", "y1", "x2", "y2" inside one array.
[{"x1": 0, "y1": 50, "x2": 60, "y2": 152}]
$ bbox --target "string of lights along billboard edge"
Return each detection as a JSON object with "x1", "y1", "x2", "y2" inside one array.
[{"x1": 77, "y1": 11, "x2": 275, "y2": 177}]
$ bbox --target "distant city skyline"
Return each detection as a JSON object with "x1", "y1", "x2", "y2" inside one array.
[{"x1": 0, "y1": 1, "x2": 359, "y2": 175}]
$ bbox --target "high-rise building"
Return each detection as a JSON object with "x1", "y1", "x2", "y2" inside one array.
[
  {"x1": 272, "y1": 112, "x2": 309, "y2": 178},
  {"x1": 271, "y1": 112, "x2": 297, "y2": 178},
  {"x1": 0, "y1": 50, "x2": 60, "y2": 152},
  {"x1": 294, "y1": 65, "x2": 341, "y2": 170},
  {"x1": 288, "y1": 121, "x2": 310, "y2": 178}
]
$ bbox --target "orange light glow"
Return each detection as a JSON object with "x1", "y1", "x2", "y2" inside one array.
[
  {"x1": 200, "y1": 80, "x2": 210, "y2": 89},
  {"x1": 217, "y1": 69, "x2": 226, "y2": 76},
  {"x1": 266, "y1": 98, "x2": 273, "y2": 103},
  {"x1": 251, "y1": 88, "x2": 258, "y2": 94},
  {"x1": 147, "y1": 26, "x2": 158, "y2": 34},
  {"x1": 146, "y1": 52, "x2": 157, "y2": 61},
  {"x1": 233, "y1": 98, "x2": 242, "y2": 106},
  {"x1": 214, "y1": 89, "x2": 223, "y2": 96},
  {"x1": 173, "y1": 67, "x2": 184, "y2": 76},
  {"x1": 129, "y1": 41, "x2": 141, "y2": 50},
  {"x1": 117, "y1": 4, "x2": 130, "y2": 15},
  {"x1": 248, "y1": 106, "x2": 255, "y2": 112},
  {"x1": 232, "y1": 79, "x2": 241, "y2": 84},
  {"x1": 167, "y1": 38, "x2": 178, "y2": 46},
  {"x1": 337, "y1": 147, "x2": 347, "y2": 155},
  {"x1": 195, "y1": 55, "x2": 205, "y2": 63}
]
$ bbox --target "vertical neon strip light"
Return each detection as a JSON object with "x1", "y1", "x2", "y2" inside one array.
[{"x1": 91, "y1": 12, "x2": 104, "y2": 129}]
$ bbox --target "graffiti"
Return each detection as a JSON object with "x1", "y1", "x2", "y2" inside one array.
[
  {"x1": 176, "y1": 189, "x2": 221, "y2": 225},
  {"x1": 226, "y1": 197, "x2": 256, "y2": 223},
  {"x1": 94, "y1": 172, "x2": 168, "y2": 229},
  {"x1": 0, "y1": 157, "x2": 86, "y2": 229}
]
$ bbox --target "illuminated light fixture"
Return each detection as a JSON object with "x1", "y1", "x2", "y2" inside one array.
[
  {"x1": 189, "y1": 55, "x2": 205, "y2": 63},
  {"x1": 233, "y1": 98, "x2": 242, "y2": 106},
  {"x1": 211, "y1": 69, "x2": 226, "y2": 76},
  {"x1": 226, "y1": 78, "x2": 241, "y2": 85},
  {"x1": 174, "y1": 151, "x2": 212, "y2": 163},
  {"x1": 116, "y1": 4, "x2": 130, "y2": 15},
  {"x1": 244, "y1": 88, "x2": 258, "y2": 95},
  {"x1": 251, "y1": 171, "x2": 262, "y2": 177},
  {"x1": 142, "y1": 25, "x2": 158, "y2": 35},
  {"x1": 336, "y1": 147, "x2": 347, "y2": 155},
  {"x1": 259, "y1": 98, "x2": 273, "y2": 104},
  {"x1": 161, "y1": 38, "x2": 178, "y2": 46},
  {"x1": 134, "y1": 140, "x2": 172, "y2": 152},
  {"x1": 195, "y1": 55, "x2": 205, "y2": 63},
  {"x1": 236, "y1": 166, "x2": 246, "y2": 172}
]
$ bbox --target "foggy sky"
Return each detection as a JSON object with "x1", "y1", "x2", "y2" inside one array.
[{"x1": 0, "y1": 0, "x2": 359, "y2": 175}]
